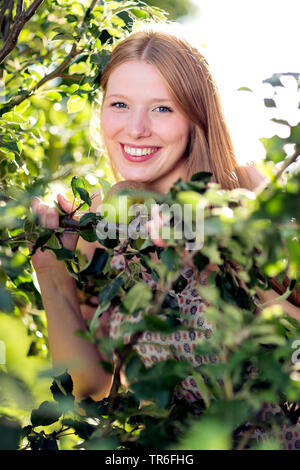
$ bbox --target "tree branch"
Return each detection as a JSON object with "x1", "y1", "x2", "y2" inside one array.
[
  {"x1": 23, "y1": 0, "x2": 44, "y2": 20},
  {"x1": 274, "y1": 144, "x2": 300, "y2": 180},
  {"x1": 4, "y1": 44, "x2": 61, "y2": 87},
  {"x1": 0, "y1": 0, "x2": 11, "y2": 34},
  {"x1": 0, "y1": 0, "x2": 44, "y2": 64},
  {"x1": 0, "y1": 0, "x2": 100, "y2": 110},
  {"x1": 1, "y1": 44, "x2": 82, "y2": 110},
  {"x1": 3, "y1": 0, "x2": 14, "y2": 41},
  {"x1": 16, "y1": 0, "x2": 23, "y2": 17}
]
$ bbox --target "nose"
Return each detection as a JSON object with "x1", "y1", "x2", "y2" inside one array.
[{"x1": 125, "y1": 108, "x2": 151, "y2": 139}]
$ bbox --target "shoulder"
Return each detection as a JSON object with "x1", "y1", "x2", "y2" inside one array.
[{"x1": 240, "y1": 162, "x2": 266, "y2": 191}]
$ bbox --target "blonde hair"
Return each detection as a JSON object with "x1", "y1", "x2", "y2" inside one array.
[{"x1": 100, "y1": 29, "x2": 252, "y2": 190}]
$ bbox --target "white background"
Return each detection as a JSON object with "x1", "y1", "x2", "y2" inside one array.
[{"x1": 176, "y1": 0, "x2": 300, "y2": 164}]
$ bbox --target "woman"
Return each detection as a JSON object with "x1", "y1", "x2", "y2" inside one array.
[{"x1": 31, "y1": 29, "x2": 299, "y2": 447}]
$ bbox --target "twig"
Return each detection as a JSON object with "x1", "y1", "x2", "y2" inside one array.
[
  {"x1": 58, "y1": 73, "x2": 83, "y2": 81},
  {"x1": 274, "y1": 144, "x2": 300, "y2": 180},
  {"x1": 3, "y1": 0, "x2": 14, "y2": 41},
  {"x1": 106, "y1": 331, "x2": 144, "y2": 418},
  {"x1": 4, "y1": 44, "x2": 61, "y2": 87},
  {"x1": 0, "y1": 0, "x2": 11, "y2": 35},
  {"x1": 0, "y1": 0, "x2": 100, "y2": 111},
  {"x1": 1, "y1": 231, "x2": 37, "y2": 243},
  {"x1": 0, "y1": 0, "x2": 45, "y2": 64},
  {"x1": 16, "y1": 0, "x2": 23, "y2": 17},
  {"x1": 236, "y1": 425, "x2": 257, "y2": 450}
]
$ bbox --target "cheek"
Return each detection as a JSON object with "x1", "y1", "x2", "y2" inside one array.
[
  {"x1": 162, "y1": 118, "x2": 190, "y2": 147},
  {"x1": 101, "y1": 111, "x2": 120, "y2": 141}
]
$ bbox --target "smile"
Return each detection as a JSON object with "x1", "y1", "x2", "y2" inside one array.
[{"x1": 121, "y1": 144, "x2": 161, "y2": 162}]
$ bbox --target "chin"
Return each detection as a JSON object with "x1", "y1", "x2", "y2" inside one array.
[{"x1": 119, "y1": 168, "x2": 154, "y2": 184}]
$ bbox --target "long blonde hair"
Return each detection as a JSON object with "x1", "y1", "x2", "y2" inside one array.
[{"x1": 100, "y1": 29, "x2": 252, "y2": 190}]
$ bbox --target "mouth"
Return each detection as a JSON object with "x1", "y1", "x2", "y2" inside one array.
[{"x1": 121, "y1": 143, "x2": 161, "y2": 162}]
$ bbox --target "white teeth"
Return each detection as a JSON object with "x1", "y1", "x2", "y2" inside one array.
[{"x1": 124, "y1": 145, "x2": 158, "y2": 156}]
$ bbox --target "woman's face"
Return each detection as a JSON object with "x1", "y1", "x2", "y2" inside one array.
[{"x1": 101, "y1": 60, "x2": 190, "y2": 193}]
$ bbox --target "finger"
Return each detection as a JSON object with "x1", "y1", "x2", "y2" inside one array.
[
  {"x1": 31, "y1": 197, "x2": 42, "y2": 213},
  {"x1": 57, "y1": 193, "x2": 74, "y2": 214},
  {"x1": 146, "y1": 219, "x2": 167, "y2": 248},
  {"x1": 147, "y1": 205, "x2": 168, "y2": 247},
  {"x1": 41, "y1": 207, "x2": 59, "y2": 229}
]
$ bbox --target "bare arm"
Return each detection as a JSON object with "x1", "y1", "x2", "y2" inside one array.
[
  {"x1": 31, "y1": 192, "x2": 113, "y2": 401},
  {"x1": 255, "y1": 287, "x2": 300, "y2": 324},
  {"x1": 36, "y1": 266, "x2": 113, "y2": 401}
]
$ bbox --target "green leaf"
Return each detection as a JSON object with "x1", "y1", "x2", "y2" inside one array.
[
  {"x1": 123, "y1": 283, "x2": 152, "y2": 314},
  {"x1": 191, "y1": 171, "x2": 213, "y2": 183},
  {"x1": 90, "y1": 51, "x2": 111, "y2": 72},
  {"x1": 79, "y1": 212, "x2": 98, "y2": 227},
  {"x1": 193, "y1": 371, "x2": 211, "y2": 408},
  {"x1": 31, "y1": 401, "x2": 61, "y2": 427},
  {"x1": 62, "y1": 418, "x2": 96, "y2": 439},
  {"x1": 79, "y1": 248, "x2": 109, "y2": 278},
  {"x1": 54, "y1": 200, "x2": 68, "y2": 215},
  {"x1": 30, "y1": 229, "x2": 53, "y2": 256},
  {"x1": 0, "y1": 135, "x2": 21, "y2": 154},
  {"x1": 65, "y1": 14, "x2": 78, "y2": 23},
  {"x1": 76, "y1": 187, "x2": 91, "y2": 206},
  {"x1": 42, "y1": 246, "x2": 75, "y2": 260},
  {"x1": 71, "y1": 176, "x2": 85, "y2": 197},
  {"x1": 264, "y1": 98, "x2": 276, "y2": 108},
  {"x1": 2, "y1": 112, "x2": 27, "y2": 124},
  {"x1": 46, "y1": 233, "x2": 62, "y2": 250},
  {"x1": 0, "y1": 285, "x2": 14, "y2": 312},
  {"x1": 130, "y1": 8, "x2": 148, "y2": 18},
  {"x1": 160, "y1": 246, "x2": 179, "y2": 271},
  {"x1": 237, "y1": 87, "x2": 253, "y2": 92},
  {"x1": 52, "y1": 29, "x2": 74, "y2": 41},
  {"x1": 79, "y1": 228, "x2": 97, "y2": 242},
  {"x1": 70, "y1": 176, "x2": 91, "y2": 206},
  {"x1": 45, "y1": 91, "x2": 62, "y2": 101},
  {"x1": 67, "y1": 95, "x2": 87, "y2": 113},
  {"x1": 0, "y1": 415, "x2": 22, "y2": 450},
  {"x1": 89, "y1": 301, "x2": 110, "y2": 335},
  {"x1": 143, "y1": 314, "x2": 174, "y2": 333},
  {"x1": 99, "y1": 276, "x2": 124, "y2": 304},
  {"x1": 50, "y1": 371, "x2": 74, "y2": 404}
]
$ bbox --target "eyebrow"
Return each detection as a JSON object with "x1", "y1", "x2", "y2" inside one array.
[{"x1": 106, "y1": 93, "x2": 172, "y2": 103}]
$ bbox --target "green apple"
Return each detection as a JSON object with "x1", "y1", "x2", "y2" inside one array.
[
  {"x1": 176, "y1": 190, "x2": 204, "y2": 214},
  {"x1": 101, "y1": 181, "x2": 145, "y2": 225},
  {"x1": 101, "y1": 193, "x2": 136, "y2": 225}
]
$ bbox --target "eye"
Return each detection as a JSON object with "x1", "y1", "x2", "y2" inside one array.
[
  {"x1": 111, "y1": 102, "x2": 128, "y2": 109},
  {"x1": 154, "y1": 106, "x2": 173, "y2": 113}
]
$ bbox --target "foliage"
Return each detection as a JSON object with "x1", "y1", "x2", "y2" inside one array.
[{"x1": 0, "y1": 0, "x2": 299, "y2": 451}]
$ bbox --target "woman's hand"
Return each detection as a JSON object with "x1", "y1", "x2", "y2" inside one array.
[
  {"x1": 146, "y1": 204, "x2": 168, "y2": 248},
  {"x1": 31, "y1": 193, "x2": 79, "y2": 272}
]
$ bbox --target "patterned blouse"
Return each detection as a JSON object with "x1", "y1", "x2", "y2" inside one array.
[{"x1": 108, "y1": 253, "x2": 300, "y2": 450}]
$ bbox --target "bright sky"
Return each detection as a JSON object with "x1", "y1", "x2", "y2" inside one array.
[{"x1": 176, "y1": 0, "x2": 300, "y2": 164}]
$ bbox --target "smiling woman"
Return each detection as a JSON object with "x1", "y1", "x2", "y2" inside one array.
[
  {"x1": 99, "y1": 29, "x2": 264, "y2": 193},
  {"x1": 30, "y1": 27, "x2": 299, "y2": 450}
]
